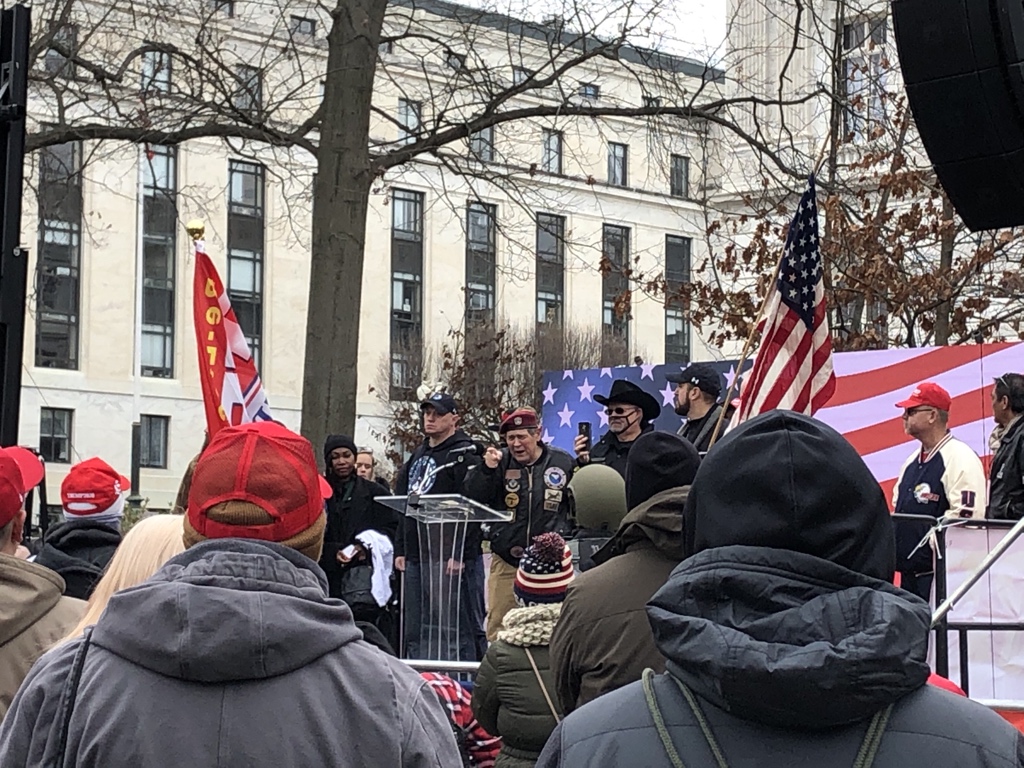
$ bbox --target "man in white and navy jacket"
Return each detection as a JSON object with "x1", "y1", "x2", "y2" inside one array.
[{"x1": 893, "y1": 382, "x2": 987, "y2": 602}]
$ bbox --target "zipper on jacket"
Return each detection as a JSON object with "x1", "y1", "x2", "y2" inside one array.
[{"x1": 527, "y1": 466, "x2": 534, "y2": 542}]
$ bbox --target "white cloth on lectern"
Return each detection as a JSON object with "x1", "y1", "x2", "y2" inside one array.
[{"x1": 356, "y1": 529, "x2": 394, "y2": 607}]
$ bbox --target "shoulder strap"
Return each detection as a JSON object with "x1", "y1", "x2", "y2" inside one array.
[
  {"x1": 48, "y1": 629, "x2": 92, "y2": 768},
  {"x1": 692, "y1": 406, "x2": 724, "y2": 449},
  {"x1": 524, "y1": 647, "x2": 561, "y2": 724},
  {"x1": 645, "y1": 669, "x2": 895, "y2": 768}
]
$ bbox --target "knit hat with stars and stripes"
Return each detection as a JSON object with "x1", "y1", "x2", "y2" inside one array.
[{"x1": 514, "y1": 532, "x2": 574, "y2": 606}]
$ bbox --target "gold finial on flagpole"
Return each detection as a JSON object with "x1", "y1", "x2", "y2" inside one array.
[{"x1": 186, "y1": 219, "x2": 205, "y2": 241}]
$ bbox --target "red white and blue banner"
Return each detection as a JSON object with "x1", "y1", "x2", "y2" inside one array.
[
  {"x1": 541, "y1": 342, "x2": 1024, "y2": 501},
  {"x1": 192, "y1": 239, "x2": 273, "y2": 436}
]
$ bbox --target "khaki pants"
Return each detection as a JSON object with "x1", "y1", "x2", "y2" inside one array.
[{"x1": 486, "y1": 556, "x2": 519, "y2": 641}]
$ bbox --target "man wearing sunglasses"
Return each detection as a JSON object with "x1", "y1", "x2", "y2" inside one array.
[
  {"x1": 987, "y1": 373, "x2": 1024, "y2": 520},
  {"x1": 892, "y1": 382, "x2": 986, "y2": 602},
  {"x1": 574, "y1": 380, "x2": 661, "y2": 479}
]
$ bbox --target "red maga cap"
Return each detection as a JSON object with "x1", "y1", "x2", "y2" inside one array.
[
  {"x1": 187, "y1": 421, "x2": 332, "y2": 543},
  {"x1": 61, "y1": 458, "x2": 130, "y2": 516},
  {"x1": 0, "y1": 447, "x2": 43, "y2": 529},
  {"x1": 896, "y1": 382, "x2": 952, "y2": 412}
]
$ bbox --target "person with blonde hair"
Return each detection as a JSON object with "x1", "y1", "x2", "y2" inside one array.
[{"x1": 64, "y1": 514, "x2": 185, "y2": 640}]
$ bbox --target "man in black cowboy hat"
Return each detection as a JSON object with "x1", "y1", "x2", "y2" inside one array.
[{"x1": 574, "y1": 380, "x2": 661, "y2": 479}]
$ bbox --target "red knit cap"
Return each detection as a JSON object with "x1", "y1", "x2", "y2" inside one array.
[{"x1": 514, "y1": 533, "x2": 574, "y2": 605}]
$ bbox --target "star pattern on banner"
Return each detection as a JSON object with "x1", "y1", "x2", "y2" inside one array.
[
  {"x1": 557, "y1": 402, "x2": 575, "y2": 427},
  {"x1": 660, "y1": 382, "x2": 676, "y2": 408},
  {"x1": 541, "y1": 361, "x2": 754, "y2": 454},
  {"x1": 577, "y1": 378, "x2": 595, "y2": 402}
]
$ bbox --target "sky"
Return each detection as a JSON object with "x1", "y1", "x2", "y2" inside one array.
[{"x1": 457, "y1": 0, "x2": 728, "y2": 63}]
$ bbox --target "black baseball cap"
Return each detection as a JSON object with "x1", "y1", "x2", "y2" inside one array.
[
  {"x1": 420, "y1": 392, "x2": 459, "y2": 415},
  {"x1": 666, "y1": 363, "x2": 722, "y2": 398}
]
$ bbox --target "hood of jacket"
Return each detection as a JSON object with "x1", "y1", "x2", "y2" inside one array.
[
  {"x1": 90, "y1": 539, "x2": 363, "y2": 683},
  {"x1": 418, "y1": 429, "x2": 473, "y2": 458},
  {"x1": 648, "y1": 545, "x2": 931, "y2": 729},
  {"x1": 591, "y1": 486, "x2": 688, "y2": 566},
  {"x1": 0, "y1": 555, "x2": 67, "y2": 645},
  {"x1": 684, "y1": 410, "x2": 895, "y2": 581},
  {"x1": 35, "y1": 519, "x2": 121, "y2": 574}
]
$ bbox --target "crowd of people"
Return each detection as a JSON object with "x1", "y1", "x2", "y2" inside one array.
[{"x1": 0, "y1": 366, "x2": 1022, "y2": 765}]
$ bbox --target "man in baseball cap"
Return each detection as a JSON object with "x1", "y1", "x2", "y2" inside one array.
[
  {"x1": 892, "y1": 381, "x2": 986, "y2": 601},
  {"x1": 666, "y1": 363, "x2": 726, "y2": 453},
  {"x1": 0, "y1": 421, "x2": 463, "y2": 767},
  {"x1": 34, "y1": 457, "x2": 130, "y2": 600},
  {"x1": 0, "y1": 446, "x2": 83, "y2": 719}
]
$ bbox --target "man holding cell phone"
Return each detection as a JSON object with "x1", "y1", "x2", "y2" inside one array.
[{"x1": 573, "y1": 380, "x2": 661, "y2": 479}]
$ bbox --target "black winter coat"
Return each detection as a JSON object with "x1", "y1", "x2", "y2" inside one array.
[
  {"x1": 395, "y1": 430, "x2": 481, "y2": 562},
  {"x1": 318, "y1": 473, "x2": 397, "y2": 601},
  {"x1": 463, "y1": 444, "x2": 575, "y2": 566},
  {"x1": 583, "y1": 424, "x2": 653, "y2": 479},
  {"x1": 33, "y1": 520, "x2": 121, "y2": 600},
  {"x1": 538, "y1": 546, "x2": 1024, "y2": 768},
  {"x1": 988, "y1": 416, "x2": 1024, "y2": 520}
]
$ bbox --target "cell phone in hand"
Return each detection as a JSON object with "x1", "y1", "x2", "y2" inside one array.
[
  {"x1": 578, "y1": 421, "x2": 592, "y2": 450},
  {"x1": 339, "y1": 544, "x2": 359, "y2": 563}
]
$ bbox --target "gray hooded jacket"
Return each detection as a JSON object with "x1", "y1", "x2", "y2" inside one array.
[
  {"x1": 0, "y1": 539, "x2": 462, "y2": 767},
  {"x1": 538, "y1": 412, "x2": 1024, "y2": 768}
]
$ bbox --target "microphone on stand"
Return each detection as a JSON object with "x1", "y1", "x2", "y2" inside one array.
[{"x1": 450, "y1": 442, "x2": 486, "y2": 458}]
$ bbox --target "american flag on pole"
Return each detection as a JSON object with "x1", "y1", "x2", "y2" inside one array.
[{"x1": 735, "y1": 174, "x2": 836, "y2": 421}]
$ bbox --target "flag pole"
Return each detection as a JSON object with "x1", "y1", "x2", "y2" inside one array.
[{"x1": 706, "y1": 256, "x2": 783, "y2": 449}]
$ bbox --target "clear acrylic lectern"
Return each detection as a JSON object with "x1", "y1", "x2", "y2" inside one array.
[{"x1": 376, "y1": 493, "x2": 512, "y2": 662}]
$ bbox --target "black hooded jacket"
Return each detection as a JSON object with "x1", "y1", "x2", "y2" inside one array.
[
  {"x1": 394, "y1": 430, "x2": 481, "y2": 562},
  {"x1": 33, "y1": 520, "x2": 121, "y2": 600},
  {"x1": 538, "y1": 412, "x2": 1024, "y2": 768}
]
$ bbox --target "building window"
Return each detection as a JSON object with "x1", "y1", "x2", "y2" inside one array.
[
  {"x1": 140, "y1": 415, "x2": 170, "y2": 469},
  {"x1": 391, "y1": 189, "x2": 424, "y2": 400},
  {"x1": 470, "y1": 126, "x2": 494, "y2": 162},
  {"x1": 228, "y1": 161, "x2": 265, "y2": 366},
  {"x1": 39, "y1": 408, "x2": 73, "y2": 464},
  {"x1": 512, "y1": 66, "x2": 532, "y2": 85},
  {"x1": 445, "y1": 50, "x2": 467, "y2": 71},
  {"x1": 141, "y1": 49, "x2": 171, "y2": 93},
  {"x1": 602, "y1": 224, "x2": 630, "y2": 358},
  {"x1": 232, "y1": 65, "x2": 262, "y2": 113},
  {"x1": 36, "y1": 142, "x2": 82, "y2": 370},
  {"x1": 43, "y1": 24, "x2": 77, "y2": 79},
  {"x1": 290, "y1": 15, "x2": 316, "y2": 37},
  {"x1": 542, "y1": 129, "x2": 563, "y2": 174},
  {"x1": 465, "y1": 202, "x2": 496, "y2": 327},
  {"x1": 670, "y1": 154, "x2": 690, "y2": 199},
  {"x1": 536, "y1": 213, "x2": 565, "y2": 328},
  {"x1": 208, "y1": 0, "x2": 234, "y2": 16},
  {"x1": 398, "y1": 98, "x2": 422, "y2": 146},
  {"x1": 643, "y1": 95, "x2": 662, "y2": 109},
  {"x1": 379, "y1": 39, "x2": 393, "y2": 55},
  {"x1": 608, "y1": 142, "x2": 628, "y2": 187},
  {"x1": 578, "y1": 82, "x2": 599, "y2": 101},
  {"x1": 664, "y1": 235, "x2": 692, "y2": 364},
  {"x1": 843, "y1": 15, "x2": 887, "y2": 142},
  {"x1": 141, "y1": 146, "x2": 177, "y2": 378}
]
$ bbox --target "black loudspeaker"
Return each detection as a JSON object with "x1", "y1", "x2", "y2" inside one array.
[{"x1": 892, "y1": 0, "x2": 1024, "y2": 231}]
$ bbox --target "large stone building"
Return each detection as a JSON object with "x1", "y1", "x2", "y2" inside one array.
[{"x1": 17, "y1": 0, "x2": 723, "y2": 511}]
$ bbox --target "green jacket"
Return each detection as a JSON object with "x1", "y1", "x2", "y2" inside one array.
[{"x1": 472, "y1": 604, "x2": 563, "y2": 768}]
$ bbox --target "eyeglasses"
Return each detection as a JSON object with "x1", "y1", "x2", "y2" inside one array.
[
  {"x1": 605, "y1": 406, "x2": 638, "y2": 416},
  {"x1": 902, "y1": 406, "x2": 936, "y2": 418}
]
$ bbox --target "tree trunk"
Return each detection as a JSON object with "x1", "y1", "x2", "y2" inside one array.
[
  {"x1": 933, "y1": 193, "x2": 955, "y2": 345},
  {"x1": 301, "y1": 0, "x2": 386, "y2": 451}
]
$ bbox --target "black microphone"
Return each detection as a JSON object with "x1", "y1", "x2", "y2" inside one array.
[{"x1": 450, "y1": 443, "x2": 485, "y2": 457}]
